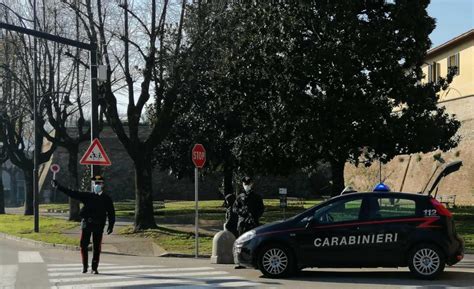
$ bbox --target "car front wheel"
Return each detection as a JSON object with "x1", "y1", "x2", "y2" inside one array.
[
  {"x1": 258, "y1": 244, "x2": 294, "y2": 278},
  {"x1": 408, "y1": 244, "x2": 445, "y2": 279}
]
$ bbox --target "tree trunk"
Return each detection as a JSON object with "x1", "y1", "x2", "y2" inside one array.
[
  {"x1": 10, "y1": 170, "x2": 18, "y2": 206},
  {"x1": 23, "y1": 169, "x2": 34, "y2": 215},
  {"x1": 134, "y1": 157, "x2": 157, "y2": 231},
  {"x1": 223, "y1": 165, "x2": 234, "y2": 201},
  {"x1": 330, "y1": 159, "x2": 345, "y2": 197},
  {"x1": 0, "y1": 165, "x2": 5, "y2": 214},
  {"x1": 67, "y1": 147, "x2": 81, "y2": 221}
]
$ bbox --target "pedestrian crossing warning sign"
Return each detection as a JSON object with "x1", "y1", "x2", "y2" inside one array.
[{"x1": 80, "y1": 138, "x2": 112, "y2": 166}]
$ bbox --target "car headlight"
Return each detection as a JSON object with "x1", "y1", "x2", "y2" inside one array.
[{"x1": 236, "y1": 230, "x2": 256, "y2": 244}]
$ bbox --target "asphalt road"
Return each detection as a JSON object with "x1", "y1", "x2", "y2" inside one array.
[{"x1": 2, "y1": 237, "x2": 474, "y2": 289}]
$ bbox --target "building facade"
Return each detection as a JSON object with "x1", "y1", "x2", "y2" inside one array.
[{"x1": 422, "y1": 29, "x2": 474, "y2": 98}]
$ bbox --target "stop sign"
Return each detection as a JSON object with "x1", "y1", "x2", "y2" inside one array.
[{"x1": 192, "y1": 144, "x2": 206, "y2": 168}]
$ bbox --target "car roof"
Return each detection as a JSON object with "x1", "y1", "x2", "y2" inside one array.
[{"x1": 331, "y1": 191, "x2": 430, "y2": 201}]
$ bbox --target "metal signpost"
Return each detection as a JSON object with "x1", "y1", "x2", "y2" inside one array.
[{"x1": 192, "y1": 144, "x2": 206, "y2": 258}]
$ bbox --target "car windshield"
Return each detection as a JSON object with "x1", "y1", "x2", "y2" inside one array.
[{"x1": 289, "y1": 199, "x2": 333, "y2": 221}]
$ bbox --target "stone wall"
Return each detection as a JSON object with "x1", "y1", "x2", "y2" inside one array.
[
  {"x1": 45, "y1": 127, "x2": 330, "y2": 202},
  {"x1": 346, "y1": 95, "x2": 474, "y2": 205}
]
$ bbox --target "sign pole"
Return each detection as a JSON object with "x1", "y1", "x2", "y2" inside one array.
[
  {"x1": 195, "y1": 167, "x2": 199, "y2": 258},
  {"x1": 191, "y1": 143, "x2": 205, "y2": 259}
]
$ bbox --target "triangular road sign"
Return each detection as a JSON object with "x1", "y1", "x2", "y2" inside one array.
[{"x1": 80, "y1": 138, "x2": 112, "y2": 166}]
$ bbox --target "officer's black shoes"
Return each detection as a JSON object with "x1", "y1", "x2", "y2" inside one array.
[
  {"x1": 91, "y1": 269, "x2": 99, "y2": 274},
  {"x1": 82, "y1": 267, "x2": 88, "y2": 274}
]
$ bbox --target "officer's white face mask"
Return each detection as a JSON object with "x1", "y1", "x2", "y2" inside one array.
[
  {"x1": 243, "y1": 184, "x2": 252, "y2": 192},
  {"x1": 94, "y1": 184, "x2": 103, "y2": 195}
]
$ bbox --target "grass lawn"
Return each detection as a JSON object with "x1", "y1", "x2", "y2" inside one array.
[
  {"x1": 40, "y1": 199, "x2": 322, "y2": 219},
  {"x1": 36, "y1": 200, "x2": 474, "y2": 254},
  {"x1": 451, "y1": 207, "x2": 474, "y2": 252},
  {"x1": 0, "y1": 214, "x2": 79, "y2": 246},
  {"x1": 119, "y1": 225, "x2": 214, "y2": 256}
]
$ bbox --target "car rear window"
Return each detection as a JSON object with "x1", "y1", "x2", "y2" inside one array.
[{"x1": 369, "y1": 197, "x2": 418, "y2": 219}]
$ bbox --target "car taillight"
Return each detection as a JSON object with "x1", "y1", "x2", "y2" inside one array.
[{"x1": 430, "y1": 198, "x2": 453, "y2": 218}]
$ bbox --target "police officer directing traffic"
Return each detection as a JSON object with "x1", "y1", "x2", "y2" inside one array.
[{"x1": 52, "y1": 176, "x2": 115, "y2": 274}]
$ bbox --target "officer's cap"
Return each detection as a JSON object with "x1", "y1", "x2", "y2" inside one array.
[
  {"x1": 242, "y1": 176, "x2": 253, "y2": 184},
  {"x1": 91, "y1": 175, "x2": 104, "y2": 183}
]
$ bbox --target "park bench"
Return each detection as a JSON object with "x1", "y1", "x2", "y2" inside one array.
[{"x1": 438, "y1": 195, "x2": 457, "y2": 209}]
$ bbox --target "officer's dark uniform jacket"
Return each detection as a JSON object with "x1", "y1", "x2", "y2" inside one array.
[
  {"x1": 233, "y1": 189, "x2": 264, "y2": 236},
  {"x1": 57, "y1": 185, "x2": 115, "y2": 229},
  {"x1": 224, "y1": 193, "x2": 238, "y2": 237}
]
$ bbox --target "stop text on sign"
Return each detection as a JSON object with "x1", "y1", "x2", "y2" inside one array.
[
  {"x1": 192, "y1": 144, "x2": 206, "y2": 168},
  {"x1": 193, "y1": 151, "x2": 205, "y2": 160}
]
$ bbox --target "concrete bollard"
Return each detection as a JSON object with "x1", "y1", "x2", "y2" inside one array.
[{"x1": 210, "y1": 229, "x2": 236, "y2": 264}]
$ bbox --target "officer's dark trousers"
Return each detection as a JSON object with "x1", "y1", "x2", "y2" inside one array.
[{"x1": 80, "y1": 223, "x2": 104, "y2": 270}]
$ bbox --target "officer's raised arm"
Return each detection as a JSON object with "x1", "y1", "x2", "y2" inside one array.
[{"x1": 51, "y1": 180, "x2": 90, "y2": 203}]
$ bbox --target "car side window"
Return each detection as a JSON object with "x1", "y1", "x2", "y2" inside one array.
[
  {"x1": 313, "y1": 198, "x2": 363, "y2": 224},
  {"x1": 369, "y1": 197, "x2": 417, "y2": 219}
]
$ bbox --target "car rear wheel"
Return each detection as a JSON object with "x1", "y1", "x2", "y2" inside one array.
[
  {"x1": 408, "y1": 244, "x2": 445, "y2": 279},
  {"x1": 258, "y1": 244, "x2": 295, "y2": 278}
]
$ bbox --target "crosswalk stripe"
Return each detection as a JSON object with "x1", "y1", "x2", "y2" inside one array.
[
  {"x1": 48, "y1": 264, "x2": 112, "y2": 268},
  {"x1": 0, "y1": 265, "x2": 18, "y2": 289},
  {"x1": 48, "y1": 265, "x2": 164, "y2": 272},
  {"x1": 215, "y1": 281, "x2": 261, "y2": 287},
  {"x1": 47, "y1": 264, "x2": 262, "y2": 289},
  {"x1": 51, "y1": 277, "x2": 249, "y2": 289},
  {"x1": 48, "y1": 266, "x2": 215, "y2": 277},
  {"x1": 18, "y1": 251, "x2": 44, "y2": 263},
  {"x1": 49, "y1": 270, "x2": 229, "y2": 284}
]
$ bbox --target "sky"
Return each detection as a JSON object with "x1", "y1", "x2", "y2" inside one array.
[{"x1": 428, "y1": 0, "x2": 474, "y2": 48}]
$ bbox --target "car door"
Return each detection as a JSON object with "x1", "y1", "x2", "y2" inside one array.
[
  {"x1": 363, "y1": 195, "x2": 421, "y2": 266},
  {"x1": 294, "y1": 196, "x2": 371, "y2": 267}
]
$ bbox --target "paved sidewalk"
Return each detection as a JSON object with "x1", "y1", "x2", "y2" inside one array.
[{"x1": 4, "y1": 207, "x2": 221, "y2": 257}]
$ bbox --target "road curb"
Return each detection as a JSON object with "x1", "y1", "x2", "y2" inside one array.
[
  {"x1": 0, "y1": 232, "x2": 81, "y2": 251},
  {"x1": 160, "y1": 252, "x2": 211, "y2": 259}
]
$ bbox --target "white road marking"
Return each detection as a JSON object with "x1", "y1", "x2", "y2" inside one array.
[
  {"x1": 51, "y1": 277, "x2": 252, "y2": 289},
  {"x1": 47, "y1": 265, "x2": 164, "y2": 272},
  {"x1": 0, "y1": 265, "x2": 18, "y2": 289},
  {"x1": 49, "y1": 270, "x2": 229, "y2": 284},
  {"x1": 48, "y1": 266, "x2": 215, "y2": 277},
  {"x1": 18, "y1": 251, "x2": 44, "y2": 263},
  {"x1": 47, "y1": 263, "x2": 112, "y2": 268},
  {"x1": 216, "y1": 281, "x2": 261, "y2": 287},
  {"x1": 47, "y1": 264, "x2": 262, "y2": 289}
]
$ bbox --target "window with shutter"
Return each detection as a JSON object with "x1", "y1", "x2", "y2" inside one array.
[
  {"x1": 448, "y1": 53, "x2": 460, "y2": 76},
  {"x1": 428, "y1": 62, "x2": 439, "y2": 83},
  {"x1": 436, "y1": 63, "x2": 440, "y2": 81},
  {"x1": 428, "y1": 64, "x2": 433, "y2": 83}
]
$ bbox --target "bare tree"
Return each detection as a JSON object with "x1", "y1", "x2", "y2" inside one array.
[
  {"x1": 39, "y1": 3, "x2": 91, "y2": 221},
  {"x1": 0, "y1": 138, "x2": 7, "y2": 214},
  {"x1": 0, "y1": 0, "x2": 84, "y2": 215},
  {"x1": 62, "y1": 0, "x2": 191, "y2": 230}
]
